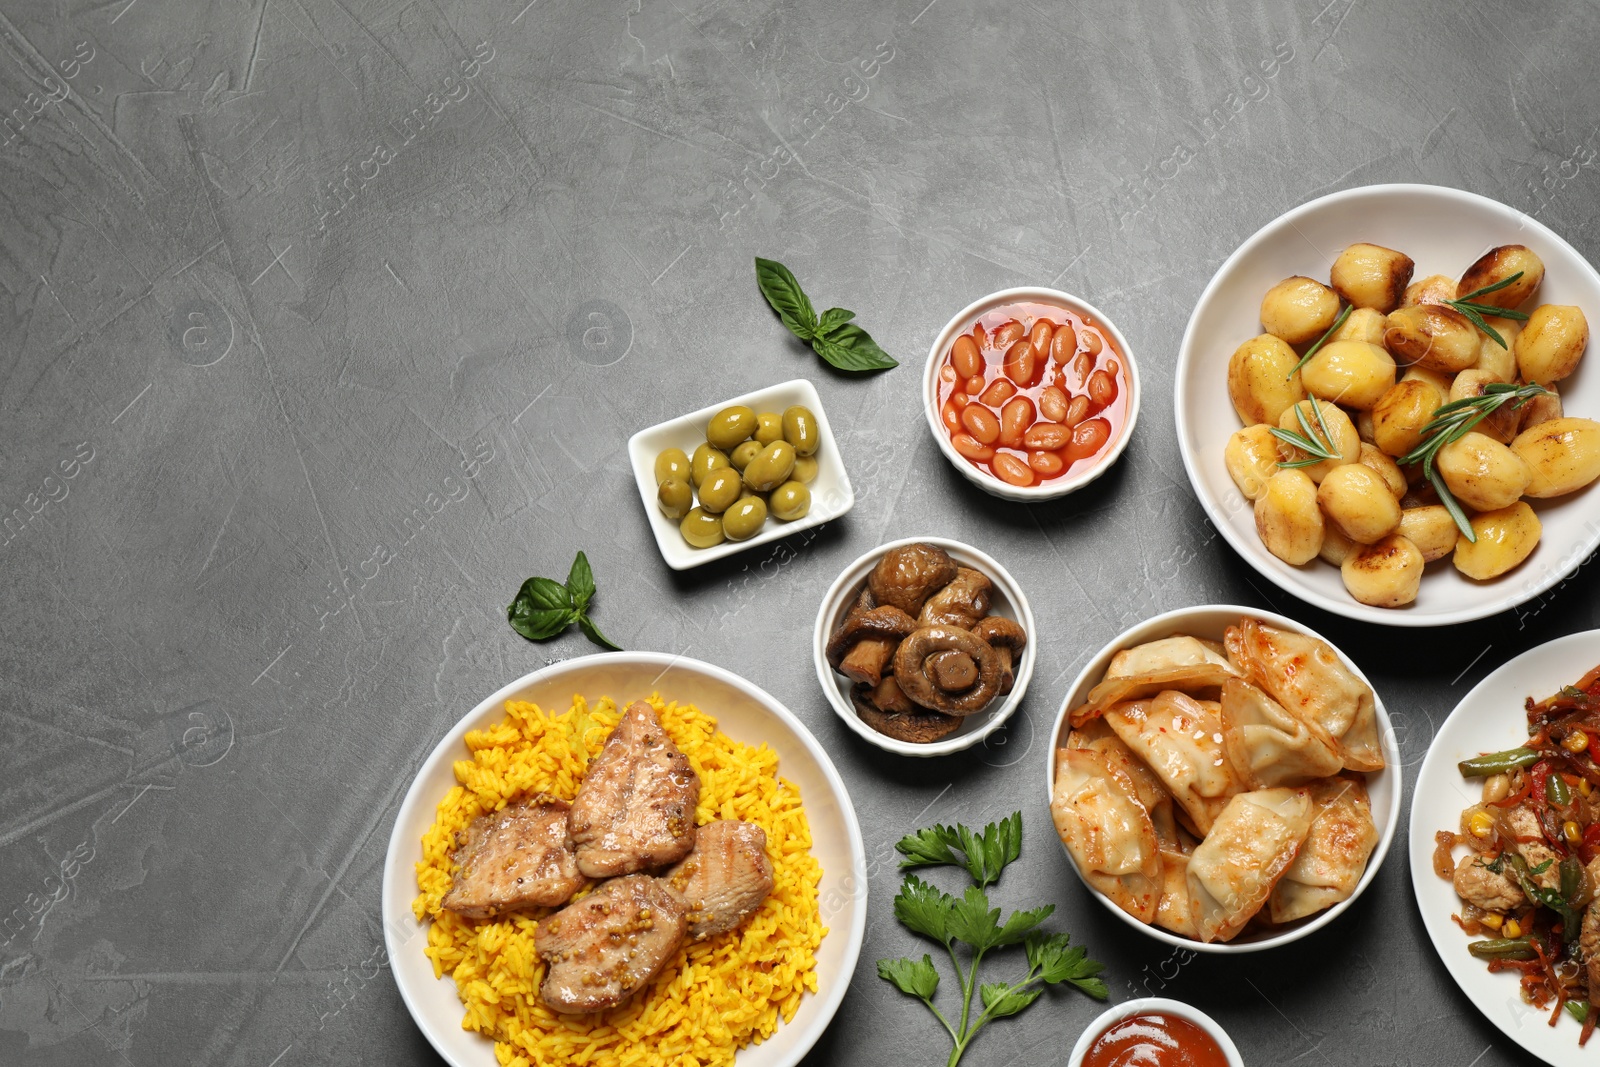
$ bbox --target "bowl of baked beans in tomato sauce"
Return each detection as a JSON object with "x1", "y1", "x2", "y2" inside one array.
[
  {"x1": 924, "y1": 287, "x2": 1140, "y2": 501},
  {"x1": 1069, "y1": 998, "x2": 1241, "y2": 1067}
]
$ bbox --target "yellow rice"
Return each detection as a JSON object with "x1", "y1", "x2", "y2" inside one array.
[{"x1": 413, "y1": 693, "x2": 826, "y2": 1067}]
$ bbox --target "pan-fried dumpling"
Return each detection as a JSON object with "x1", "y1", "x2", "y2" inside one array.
[
  {"x1": 1219, "y1": 678, "x2": 1343, "y2": 789},
  {"x1": 1225, "y1": 619, "x2": 1385, "y2": 772},
  {"x1": 1103, "y1": 691, "x2": 1246, "y2": 835},
  {"x1": 1051, "y1": 748, "x2": 1161, "y2": 923},
  {"x1": 1106, "y1": 635, "x2": 1236, "y2": 681},
  {"x1": 1268, "y1": 775, "x2": 1379, "y2": 924},
  {"x1": 1067, "y1": 718, "x2": 1179, "y2": 845},
  {"x1": 1073, "y1": 657, "x2": 1240, "y2": 727},
  {"x1": 1187, "y1": 787, "x2": 1313, "y2": 943},
  {"x1": 1153, "y1": 828, "x2": 1199, "y2": 939}
]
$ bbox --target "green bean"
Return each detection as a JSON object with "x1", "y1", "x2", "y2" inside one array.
[
  {"x1": 1549, "y1": 773, "x2": 1573, "y2": 806},
  {"x1": 1459, "y1": 747, "x2": 1540, "y2": 777},
  {"x1": 1467, "y1": 936, "x2": 1538, "y2": 961}
]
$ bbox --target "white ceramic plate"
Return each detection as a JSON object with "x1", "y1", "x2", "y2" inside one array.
[
  {"x1": 382, "y1": 653, "x2": 868, "y2": 1067},
  {"x1": 812, "y1": 537, "x2": 1036, "y2": 758},
  {"x1": 1176, "y1": 183, "x2": 1600, "y2": 626},
  {"x1": 921, "y1": 287, "x2": 1142, "y2": 501},
  {"x1": 1047, "y1": 604, "x2": 1401, "y2": 954},
  {"x1": 628, "y1": 379, "x2": 854, "y2": 570},
  {"x1": 1410, "y1": 630, "x2": 1600, "y2": 1067}
]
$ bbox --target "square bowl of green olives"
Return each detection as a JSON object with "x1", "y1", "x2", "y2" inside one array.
[{"x1": 628, "y1": 378, "x2": 854, "y2": 570}]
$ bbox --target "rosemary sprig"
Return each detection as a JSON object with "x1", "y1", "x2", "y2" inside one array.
[
  {"x1": 1269, "y1": 396, "x2": 1341, "y2": 469},
  {"x1": 1286, "y1": 304, "x2": 1353, "y2": 379},
  {"x1": 1396, "y1": 382, "x2": 1550, "y2": 541},
  {"x1": 1444, "y1": 272, "x2": 1531, "y2": 349}
]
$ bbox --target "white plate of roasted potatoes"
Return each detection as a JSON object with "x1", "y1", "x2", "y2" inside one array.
[{"x1": 1176, "y1": 184, "x2": 1600, "y2": 626}]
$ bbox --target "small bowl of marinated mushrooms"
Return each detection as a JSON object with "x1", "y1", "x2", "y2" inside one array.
[
  {"x1": 629, "y1": 379, "x2": 855, "y2": 570},
  {"x1": 812, "y1": 538, "x2": 1036, "y2": 757}
]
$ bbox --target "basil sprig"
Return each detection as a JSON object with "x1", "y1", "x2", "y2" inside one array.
[
  {"x1": 507, "y1": 551, "x2": 620, "y2": 650},
  {"x1": 755, "y1": 258, "x2": 897, "y2": 372}
]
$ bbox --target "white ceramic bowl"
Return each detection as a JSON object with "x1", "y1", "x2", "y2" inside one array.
[
  {"x1": 812, "y1": 537, "x2": 1036, "y2": 758},
  {"x1": 1069, "y1": 998, "x2": 1243, "y2": 1067},
  {"x1": 922, "y1": 287, "x2": 1141, "y2": 501},
  {"x1": 1046, "y1": 604, "x2": 1400, "y2": 954},
  {"x1": 1410, "y1": 630, "x2": 1600, "y2": 1067},
  {"x1": 382, "y1": 653, "x2": 868, "y2": 1067},
  {"x1": 1176, "y1": 183, "x2": 1600, "y2": 626},
  {"x1": 628, "y1": 379, "x2": 854, "y2": 570}
]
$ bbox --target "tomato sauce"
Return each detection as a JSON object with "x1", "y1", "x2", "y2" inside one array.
[
  {"x1": 1082, "y1": 1012, "x2": 1229, "y2": 1067},
  {"x1": 935, "y1": 300, "x2": 1130, "y2": 489}
]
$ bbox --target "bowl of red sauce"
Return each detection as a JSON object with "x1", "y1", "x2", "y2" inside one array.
[
  {"x1": 1070, "y1": 998, "x2": 1241, "y2": 1067},
  {"x1": 923, "y1": 287, "x2": 1140, "y2": 501}
]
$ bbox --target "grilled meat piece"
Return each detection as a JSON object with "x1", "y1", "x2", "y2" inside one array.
[
  {"x1": 665, "y1": 820, "x2": 775, "y2": 940},
  {"x1": 568, "y1": 701, "x2": 700, "y2": 878},
  {"x1": 441, "y1": 795, "x2": 588, "y2": 918},
  {"x1": 534, "y1": 874, "x2": 686, "y2": 1014}
]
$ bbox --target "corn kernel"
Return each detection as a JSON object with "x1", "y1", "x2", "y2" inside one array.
[
  {"x1": 1469, "y1": 811, "x2": 1496, "y2": 838},
  {"x1": 1582, "y1": 779, "x2": 1593, "y2": 798},
  {"x1": 1481, "y1": 912, "x2": 1504, "y2": 930},
  {"x1": 1505, "y1": 919, "x2": 1523, "y2": 938},
  {"x1": 1564, "y1": 730, "x2": 1590, "y2": 754},
  {"x1": 1565, "y1": 820, "x2": 1583, "y2": 845}
]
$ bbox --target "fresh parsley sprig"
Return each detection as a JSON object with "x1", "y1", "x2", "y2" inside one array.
[
  {"x1": 755, "y1": 257, "x2": 897, "y2": 372},
  {"x1": 1286, "y1": 303, "x2": 1353, "y2": 379},
  {"x1": 877, "y1": 813, "x2": 1107, "y2": 1067},
  {"x1": 1270, "y1": 396, "x2": 1342, "y2": 470},
  {"x1": 1397, "y1": 382, "x2": 1549, "y2": 541},
  {"x1": 506, "y1": 551, "x2": 621, "y2": 650},
  {"x1": 1445, "y1": 272, "x2": 1531, "y2": 349}
]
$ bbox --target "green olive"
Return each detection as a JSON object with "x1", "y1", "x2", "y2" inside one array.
[
  {"x1": 793, "y1": 455, "x2": 819, "y2": 484},
  {"x1": 722, "y1": 497, "x2": 768, "y2": 540},
  {"x1": 698, "y1": 468, "x2": 743, "y2": 513},
  {"x1": 657, "y1": 477, "x2": 693, "y2": 520},
  {"x1": 706, "y1": 405, "x2": 758, "y2": 451},
  {"x1": 754, "y1": 411, "x2": 784, "y2": 445},
  {"x1": 769, "y1": 480, "x2": 811, "y2": 521},
  {"x1": 743, "y1": 441, "x2": 796, "y2": 492},
  {"x1": 691, "y1": 442, "x2": 729, "y2": 489},
  {"x1": 782, "y1": 405, "x2": 820, "y2": 456},
  {"x1": 654, "y1": 447, "x2": 690, "y2": 484},
  {"x1": 730, "y1": 440, "x2": 763, "y2": 472},
  {"x1": 680, "y1": 507, "x2": 725, "y2": 549}
]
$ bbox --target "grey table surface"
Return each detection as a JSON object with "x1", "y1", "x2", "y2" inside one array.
[{"x1": 3, "y1": 0, "x2": 1599, "y2": 1063}]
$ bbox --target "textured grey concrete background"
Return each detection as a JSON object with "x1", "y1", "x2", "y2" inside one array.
[{"x1": 2, "y1": 0, "x2": 1598, "y2": 1063}]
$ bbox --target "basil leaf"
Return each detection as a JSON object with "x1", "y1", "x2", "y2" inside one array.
[
  {"x1": 755, "y1": 258, "x2": 818, "y2": 340},
  {"x1": 566, "y1": 551, "x2": 596, "y2": 613},
  {"x1": 812, "y1": 323, "x2": 898, "y2": 372},
  {"x1": 507, "y1": 576, "x2": 575, "y2": 640},
  {"x1": 816, "y1": 307, "x2": 856, "y2": 337},
  {"x1": 577, "y1": 613, "x2": 622, "y2": 652}
]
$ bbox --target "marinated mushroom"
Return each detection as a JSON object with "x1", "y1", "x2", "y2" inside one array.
[
  {"x1": 824, "y1": 592, "x2": 917, "y2": 687},
  {"x1": 893, "y1": 626, "x2": 1004, "y2": 715},
  {"x1": 972, "y1": 615, "x2": 1028, "y2": 695},
  {"x1": 868, "y1": 542, "x2": 959, "y2": 615},
  {"x1": 917, "y1": 567, "x2": 993, "y2": 628},
  {"x1": 849, "y1": 684, "x2": 963, "y2": 744}
]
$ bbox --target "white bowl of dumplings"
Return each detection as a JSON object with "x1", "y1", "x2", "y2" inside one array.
[{"x1": 1046, "y1": 605, "x2": 1400, "y2": 953}]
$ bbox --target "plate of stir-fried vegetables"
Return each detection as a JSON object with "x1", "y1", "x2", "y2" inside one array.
[{"x1": 1413, "y1": 630, "x2": 1600, "y2": 1065}]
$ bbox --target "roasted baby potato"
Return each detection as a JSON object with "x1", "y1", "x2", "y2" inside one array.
[
  {"x1": 1255, "y1": 468, "x2": 1324, "y2": 565},
  {"x1": 1225, "y1": 424, "x2": 1282, "y2": 501},
  {"x1": 1330, "y1": 307, "x2": 1389, "y2": 347},
  {"x1": 1472, "y1": 319, "x2": 1520, "y2": 382},
  {"x1": 1449, "y1": 369, "x2": 1522, "y2": 443},
  {"x1": 1435, "y1": 431, "x2": 1534, "y2": 511},
  {"x1": 1317, "y1": 463, "x2": 1402, "y2": 544},
  {"x1": 1358, "y1": 443, "x2": 1407, "y2": 498},
  {"x1": 1299, "y1": 340, "x2": 1397, "y2": 410},
  {"x1": 1319, "y1": 524, "x2": 1357, "y2": 566},
  {"x1": 1454, "y1": 502, "x2": 1540, "y2": 580},
  {"x1": 1331, "y1": 242, "x2": 1414, "y2": 312},
  {"x1": 1403, "y1": 274, "x2": 1457, "y2": 307},
  {"x1": 1519, "y1": 386, "x2": 1564, "y2": 433},
  {"x1": 1384, "y1": 304, "x2": 1480, "y2": 373},
  {"x1": 1511, "y1": 417, "x2": 1600, "y2": 497},
  {"x1": 1261, "y1": 276, "x2": 1341, "y2": 345},
  {"x1": 1341, "y1": 534, "x2": 1424, "y2": 607},
  {"x1": 1371, "y1": 379, "x2": 1444, "y2": 458},
  {"x1": 1228, "y1": 334, "x2": 1306, "y2": 425},
  {"x1": 1514, "y1": 305, "x2": 1589, "y2": 385},
  {"x1": 1276, "y1": 400, "x2": 1360, "y2": 482},
  {"x1": 1397, "y1": 505, "x2": 1458, "y2": 562},
  {"x1": 1458, "y1": 244, "x2": 1544, "y2": 308}
]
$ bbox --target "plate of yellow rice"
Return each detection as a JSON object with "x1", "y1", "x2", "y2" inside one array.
[{"x1": 381, "y1": 652, "x2": 867, "y2": 1067}]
